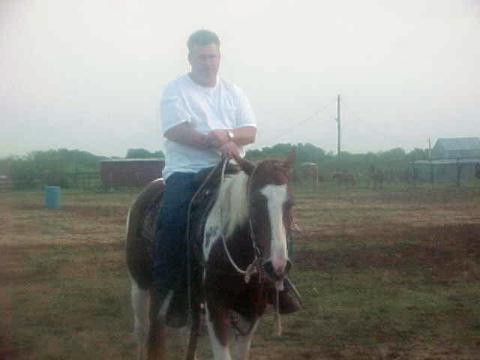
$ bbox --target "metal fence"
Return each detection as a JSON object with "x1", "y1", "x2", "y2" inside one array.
[{"x1": 9, "y1": 172, "x2": 101, "y2": 191}]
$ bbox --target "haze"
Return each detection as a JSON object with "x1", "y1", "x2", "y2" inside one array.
[{"x1": 1, "y1": 0, "x2": 479, "y2": 158}]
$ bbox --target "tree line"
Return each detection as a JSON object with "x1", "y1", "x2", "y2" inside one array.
[
  {"x1": 0, "y1": 148, "x2": 165, "y2": 189},
  {"x1": 0, "y1": 144, "x2": 428, "y2": 189}
]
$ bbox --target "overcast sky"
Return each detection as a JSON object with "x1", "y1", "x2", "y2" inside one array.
[{"x1": 1, "y1": 0, "x2": 479, "y2": 158}]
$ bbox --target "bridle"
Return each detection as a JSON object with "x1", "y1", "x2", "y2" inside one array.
[
  {"x1": 218, "y1": 158, "x2": 301, "y2": 337},
  {"x1": 186, "y1": 157, "x2": 297, "y2": 341},
  {"x1": 184, "y1": 157, "x2": 263, "y2": 313},
  {"x1": 183, "y1": 157, "x2": 299, "y2": 359}
]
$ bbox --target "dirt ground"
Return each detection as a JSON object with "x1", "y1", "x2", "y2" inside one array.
[{"x1": 1, "y1": 186, "x2": 480, "y2": 359}]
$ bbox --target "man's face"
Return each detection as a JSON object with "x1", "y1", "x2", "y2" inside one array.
[{"x1": 188, "y1": 43, "x2": 221, "y2": 83}]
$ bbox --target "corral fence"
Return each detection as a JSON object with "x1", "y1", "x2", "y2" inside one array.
[
  {"x1": 412, "y1": 158, "x2": 480, "y2": 187},
  {"x1": 8, "y1": 170, "x2": 160, "y2": 191},
  {"x1": 9, "y1": 171, "x2": 101, "y2": 191},
  {"x1": 291, "y1": 161, "x2": 480, "y2": 191},
  {"x1": 0, "y1": 175, "x2": 13, "y2": 192}
]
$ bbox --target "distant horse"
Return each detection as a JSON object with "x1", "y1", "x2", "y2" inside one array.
[
  {"x1": 126, "y1": 152, "x2": 297, "y2": 359},
  {"x1": 368, "y1": 165, "x2": 384, "y2": 190},
  {"x1": 332, "y1": 171, "x2": 355, "y2": 187}
]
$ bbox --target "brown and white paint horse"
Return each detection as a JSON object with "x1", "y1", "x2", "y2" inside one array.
[{"x1": 126, "y1": 152, "x2": 296, "y2": 360}]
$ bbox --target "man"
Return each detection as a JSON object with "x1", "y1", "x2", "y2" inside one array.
[{"x1": 155, "y1": 30, "x2": 298, "y2": 324}]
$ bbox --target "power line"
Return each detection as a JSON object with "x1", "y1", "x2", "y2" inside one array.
[
  {"x1": 340, "y1": 97, "x2": 388, "y2": 139},
  {"x1": 269, "y1": 97, "x2": 337, "y2": 143}
]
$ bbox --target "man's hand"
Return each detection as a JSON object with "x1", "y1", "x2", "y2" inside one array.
[
  {"x1": 206, "y1": 129, "x2": 230, "y2": 148},
  {"x1": 218, "y1": 141, "x2": 240, "y2": 159}
]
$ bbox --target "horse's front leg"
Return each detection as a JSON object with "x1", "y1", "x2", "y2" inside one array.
[
  {"x1": 147, "y1": 318, "x2": 166, "y2": 360},
  {"x1": 206, "y1": 299, "x2": 232, "y2": 360},
  {"x1": 231, "y1": 318, "x2": 259, "y2": 360}
]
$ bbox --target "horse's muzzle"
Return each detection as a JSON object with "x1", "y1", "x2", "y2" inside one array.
[{"x1": 263, "y1": 259, "x2": 292, "y2": 281}]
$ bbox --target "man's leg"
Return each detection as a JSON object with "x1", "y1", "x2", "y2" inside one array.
[{"x1": 153, "y1": 173, "x2": 197, "y2": 296}]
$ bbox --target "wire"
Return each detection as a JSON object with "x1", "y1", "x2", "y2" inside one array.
[
  {"x1": 340, "y1": 97, "x2": 388, "y2": 139},
  {"x1": 268, "y1": 97, "x2": 337, "y2": 143}
]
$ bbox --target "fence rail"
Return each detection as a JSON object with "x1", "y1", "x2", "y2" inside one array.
[{"x1": 8, "y1": 172, "x2": 101, "y2": 190}]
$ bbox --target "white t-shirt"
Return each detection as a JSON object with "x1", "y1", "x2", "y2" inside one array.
[{"x1": 160, "y1": 74, "x2": 256, "y2": 179}]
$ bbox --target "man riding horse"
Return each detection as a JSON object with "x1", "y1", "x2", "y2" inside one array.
[{"x1": 155, "y1": 29, "x2": 300, "y2": 326}]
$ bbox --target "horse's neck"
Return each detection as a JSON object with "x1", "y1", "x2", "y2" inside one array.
[{"x1": 211, "y1": 171, "x2": 250, "y2": 238}]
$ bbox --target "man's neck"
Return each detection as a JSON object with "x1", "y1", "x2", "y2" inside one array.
[{"x1": 189, "y1": 72, "x2": 217, "y2": 88}]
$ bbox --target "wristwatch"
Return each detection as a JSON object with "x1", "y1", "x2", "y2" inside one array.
[{"x1": 226, "y1": 130, "x2": 235, "y2": 141}]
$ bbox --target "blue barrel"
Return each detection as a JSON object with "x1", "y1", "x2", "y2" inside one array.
[{"x1": 44, "y1": 186, "x2": 61, "y2": 209}]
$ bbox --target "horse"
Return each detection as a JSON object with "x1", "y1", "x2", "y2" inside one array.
[
  {"x1": 126, "y1": 151, "x2": 297, "y2": 360},
  {"x1": 368, "y1": 165, "x2": 384, "y2": 190}
]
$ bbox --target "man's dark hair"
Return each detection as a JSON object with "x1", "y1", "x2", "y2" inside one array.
[{"x1": 187, "y1": 30, "x2": 220, "y2": 52}]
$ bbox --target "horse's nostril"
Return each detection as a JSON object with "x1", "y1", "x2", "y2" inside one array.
[
  {"x1": 263, "y1": 260, "x2": 289, "y2": 280},
  {"x1": 263, "y1": 261, "x2": 274, "y2": 278}
]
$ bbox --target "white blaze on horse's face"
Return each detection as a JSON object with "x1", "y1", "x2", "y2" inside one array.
[{"x1": 260, "y1": 184, "x2": 290, "y2": 278}]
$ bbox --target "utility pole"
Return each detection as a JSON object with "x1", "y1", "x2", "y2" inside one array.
[
  {"x1": 428, "y1": 138, "x2": 434, "y2": 188},
  {"x1": 428, "y1": 138, "x2": 432, "y2": 160},
  {"x1": 336, "y1": 94, "x2": 341, "y2": 156}
]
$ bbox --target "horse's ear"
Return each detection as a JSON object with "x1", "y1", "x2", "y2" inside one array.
[
  {"x1": 284, "y1": 148, "x2": 296, "y2": 169},
  {"x1": 232, "y1": 154, "x2": 255, "y2": 175}
]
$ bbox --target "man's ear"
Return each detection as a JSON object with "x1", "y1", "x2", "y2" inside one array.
[{"x1": 232, "y1": 153, "x2": 255, "y2": 175}]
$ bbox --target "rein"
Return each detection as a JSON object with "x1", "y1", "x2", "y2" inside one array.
[
  {"x1": 217, "y1": 159, "x2": 283, "y2": 337},
  {"x1": 185, "y1": 160, "x2": 228, "y2": 360},
  {"x1": 218, "y1": 159, "x2": 262, "y2": 283},
  {"x1": 185, "y1": 160, "x2": 226, "y2": 314},
  {"x1": 185, "y1": 157, "x2": 287, "y2": 350}
]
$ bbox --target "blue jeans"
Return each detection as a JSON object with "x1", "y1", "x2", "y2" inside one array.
[{"x1": 153, "y1": 172, "x2": 199, "y2": 289}]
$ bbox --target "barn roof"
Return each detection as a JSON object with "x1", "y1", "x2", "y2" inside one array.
[
  {"x1": 413, "y1": 158, "x2": 480, "y2": 165},
  {"x1": 434, "y1": 137, "x2": 480, "y2": 151}
]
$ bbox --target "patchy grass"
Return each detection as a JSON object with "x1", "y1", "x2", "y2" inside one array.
[{"x1": 1, "y1": 187, "x2": 480, "y2": 359}]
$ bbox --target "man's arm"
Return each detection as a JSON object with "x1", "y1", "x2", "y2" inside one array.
[
  {"x1": 206, "y1": 126, "x2": 257, "y2": 148},
  {"x1": 208, "y1": 126, "x2": 256, "y2": 159},
  {"x1": 165, "y1": 123, "x2": 257, "y2": 159},
  {"x1": 231, "y1": 126, "x2": 257, "y2": 146},
  {"x1": 164, "y1": 122, "x2": 210, "y2": 149}
]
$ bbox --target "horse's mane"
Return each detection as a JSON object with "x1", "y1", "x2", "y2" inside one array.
[{"x1": 210, "y1": 171, "x2": 250, "y2": 237}]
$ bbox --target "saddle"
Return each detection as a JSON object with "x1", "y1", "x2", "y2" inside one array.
[{"x1": 140, "y1": 162, "x2": 241, "y2": 246}]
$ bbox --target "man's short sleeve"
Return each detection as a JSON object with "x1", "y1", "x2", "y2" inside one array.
[
  {"x1": 160, "y1": 83, "x2": 191, "y2": 135},
  {"x1": 233, "y1": 85, "x2": 256, "y2": 129}
]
